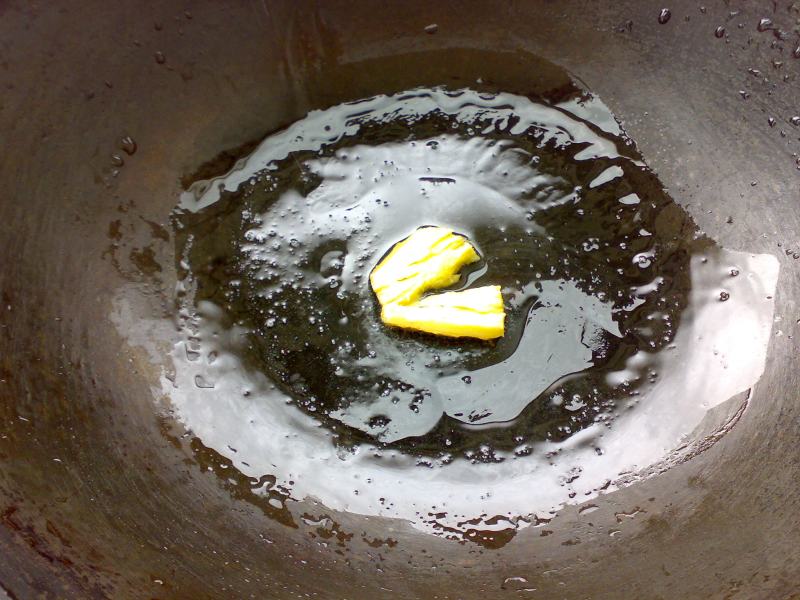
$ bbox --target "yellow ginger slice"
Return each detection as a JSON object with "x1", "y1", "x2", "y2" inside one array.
[
  {"x1": 381, "y1": 285, "x2": 505, "y2": 340},
  {"x1": 369, "y1": 226, "x2": 506, "y2": 340},
  {"x1": 369, "y1": 227, "x2": 480, "y2": 306}
]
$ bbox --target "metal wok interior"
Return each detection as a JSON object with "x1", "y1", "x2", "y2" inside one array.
[{"x1": 1, "y1": 0, "x2": 799, "y2": 597}]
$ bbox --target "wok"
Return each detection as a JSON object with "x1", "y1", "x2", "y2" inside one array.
[{"x1": 1, "y1": 0, "x2": 799, "y2": 597}]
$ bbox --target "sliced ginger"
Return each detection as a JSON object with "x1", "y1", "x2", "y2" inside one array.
[
  {"x1": 369, "y1": 226, "x2": 506, "y2": 340},
  {"x1": 370, "y1": 226, "x2": 481, "y2": 306},
  {"x1": 381, "y1": 286, "x2": 505, "y2": 340}
]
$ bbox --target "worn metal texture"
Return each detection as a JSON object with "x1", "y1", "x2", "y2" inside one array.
[{"x1": 0, "y1": 1, "x2": 798, "y2": 598}]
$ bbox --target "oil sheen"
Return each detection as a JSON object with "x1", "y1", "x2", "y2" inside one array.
[{"x1": 169, "y1": 85, "x2": 777, "y2": 544}]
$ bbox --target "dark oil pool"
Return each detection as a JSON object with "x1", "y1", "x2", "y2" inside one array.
[{"x1": 167, "y1": 81, "x2": 777, "y2": 544}]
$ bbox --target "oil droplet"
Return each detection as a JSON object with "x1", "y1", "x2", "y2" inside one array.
[
  {"x1": 794, "y1": 46, "x2": 800, "y2": 59},
  {"x1": 110, "y1": 154, "x2": 124, "y2": 167},
  {"x1": 154, "y1": 51, "x2": 166, "y2": 65},
  {"x1": 120, "y1": 136, "x2": 138, "y2": 155},
  {"x1": 756, "y1": 18, "x2": 773, "y2": 32},
  {"x1": 658, "y1": 8, "x2": 672, "y2": 24},
  {"x1": 194, "y1": 374, "x2": 215, "y2": 388},
  {"x1": 768, "y1": 117, "x2": 776, "y2": 127},
  {"x1": 790, "y1": 116, "x2": 800, "y2": 127},
  {"x1": 501, "y1": 576, "x2": 535, "y2": 592},
  {"x1": 714, "y1": 26, "x2": 725, "y2": 38}
]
